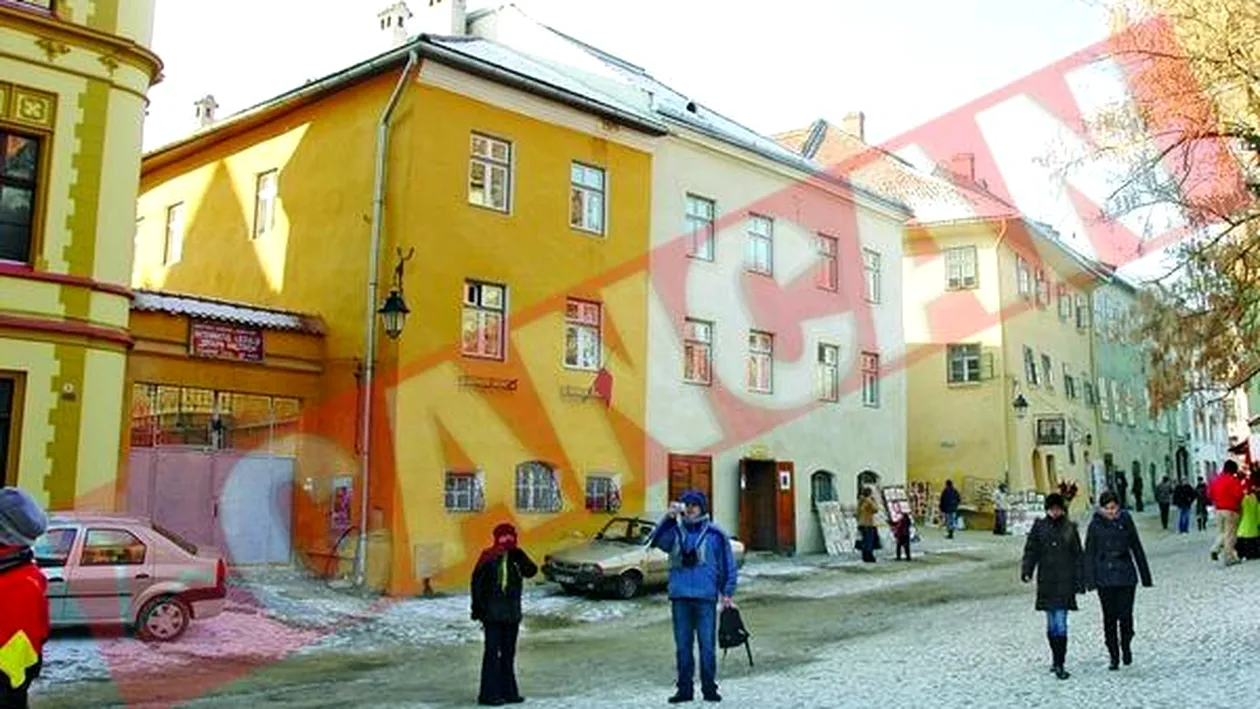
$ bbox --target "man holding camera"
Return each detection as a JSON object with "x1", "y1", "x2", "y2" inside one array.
[{"x1": 651, "y1": 490, "x2": 738, "y2": 704}]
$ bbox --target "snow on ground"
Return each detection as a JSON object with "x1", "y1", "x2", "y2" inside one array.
[{"x1": 534, "y1": 532, "x2": 1260, "y2": 709}]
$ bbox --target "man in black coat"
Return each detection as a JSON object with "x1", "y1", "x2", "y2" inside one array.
[
  {"x1": 471, "y1": 523, "x2": 538, "y2": 706},
  {"x1": 939, "y1": 480, "x2": 962, "y2": 540},
  {"x1": 1083, "y1": 491, "x2": 1153, "y2": 670},
  {"x1": 1020, "y1": 493, "x2": 1084, "y2": 680}
]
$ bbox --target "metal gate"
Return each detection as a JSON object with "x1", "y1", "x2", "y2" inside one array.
[{"x1": 126, "y1": 447, "x2": 294, "y2": 565}]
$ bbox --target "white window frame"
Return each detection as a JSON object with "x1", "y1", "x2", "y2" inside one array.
[
  {"x1": 747, "y1": 331, "x2": 773, "y2": 394},
  {"x1": 1099, "y1": 377, "x2": 1111, "y2": 421},
  {"x1": 469, "y1": 133, "x2": 512, "y2": 212},
  {"x1": 817, "y1": 234, "x2": 839, "y2": 291},
  {"x1": 444, "y1": 472, "x2": 479, "y2": 513},
  {"x1": 570, "y1": 162, "x2": 606, "y2": 235},
  {"x1": 1023, "y1": 346, "x2": 1039, "y2": 387},
  {"x1": 683, "y1": 318, "x2": 713, "y2": 385},
  {"x1": 944, "y1": 246, "x2": 978, "y2": 290},
  {"x1": 462, "y1": 280, "x2": 507, "y2": 360},
  {"x1": 1016, "y1": 255, "x2": 1031, "y2": 297},
  {"x1": 818, "y1": 343, "x2": 841, "y2": 401},
  {"x1": 1035, "y1": 269, "x2": 1049, "y2": 308},
  {"x1": 1041, "y1": 354, "x2": 1054, "y2": 391},
  {"x1": 863, "y1": 248, "x2": 881, "y2": 303},
  {"x1": 163, "y1": 202, "x2": 184, "y2": 266},
  {"x1": 1075, "y1": 294, "x2": 1091, "y2": 329},
  {"x1": 564, "y1": 298, "x2": 602, "y2": 371},
  {"x1": 745, "y1": 213, "x2": 773, "y2": 275},
  {"x1": 947, "y1": 343, "x2": 982, "y2": 384},
  {"x1": 515, "y1": 461, "x2": 562, "y2": 513},
  {"x1": 253, "y1": 169, "x2": 278, "y2": 239},
  {"x1": 861, "y1": 352, "x2": 880, "y2": 408},
  {"x1": 584, "y1": 474, "x2": 615, "y2": 512},
  {"x1": 1057, "y1": 284, "x2": 1071, "y2": 321},
  {"x1": 685, "y1": 194, "x2": 715, "y2": 261},
  {"x1": 1063, "y1": 364, "x2": 1077, "y2": 400}
]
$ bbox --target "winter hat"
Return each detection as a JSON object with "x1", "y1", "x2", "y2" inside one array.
[
  {"x1": 0, "y1": 487, "x2": 48, "y2": 548},
  {"x1": 680, "y1": 490, "x2": 708, "y2": 512},
  {"x1": 1044, "y1": 493, "x2": 1067, "y2": 512}
]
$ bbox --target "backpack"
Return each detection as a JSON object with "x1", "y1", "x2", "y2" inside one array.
[{"x1": 718, "y1": 606, "x2": 753, "y2": 666}]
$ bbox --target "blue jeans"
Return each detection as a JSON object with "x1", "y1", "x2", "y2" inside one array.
[
  {"x1": 1177, "y1": 506, "x2": 1191, "y2": 533},
  {"x1": 671, "y1": 599, "x2": 717, "y2": 695},
  {"x1": 945, "y1": 512, "x2": 958, "y2": 535},
  {"x1": 1045, "y1": 609, "x2": 1069, "y2": 638}
]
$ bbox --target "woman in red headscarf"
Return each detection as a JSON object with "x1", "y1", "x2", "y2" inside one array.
[{"x1": 470, "y1": 523, "x2": 537, "y2": 706}]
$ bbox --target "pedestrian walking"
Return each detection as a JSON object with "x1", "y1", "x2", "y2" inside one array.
[
  {"x1": 0, "y1": 487, "x2": 50, "y2": 709},
  {"x1": 651, "y1": 490, "x2": 738, "y2": 704},
  {"x1": 1195, "y1": 477, "x2": 1210, "y2": 532},
  {"x1": 993, "y1": 483, "x2": 1010, "y2": 536},
  {"x1": 1115, "y1": 471, "x2": 1128, "y2": 510},
  {"x1": 1172, "y1": 479, "x2": 1195, "y2": 534},
  {"x1": 1131, "y1": 473, "x2": 1144, "y2": 513},
  {"x1": 1155, "y1": 476, "x2": 1173, "y2": 530},
  {"x1": 940, "y1": 480, "x2": 962, "y2": 540},
  {"x1": 857, "y1": 487, "x2": 880, "y2": 563},
  {"x1": 1083, "y1": 491, "x2": 1153, "y2": 671},
  {"x1": 892, "y1": 512, "x2": 912, "y2": 561},
  {"x1": 470, "y1": 522, "x2": 538, "y2": 706},
  {"x1": 1237, "y1": 472, "x2": 1260, "y2": 561},
  {"x1": 1207, "y1": 461, "x2": 1246, "y2": 566},
  {"x1": 1020, "y1": 493, "x2": 1084, "y2": 680}
]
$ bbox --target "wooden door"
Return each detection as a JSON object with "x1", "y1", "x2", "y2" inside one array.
[
  {"x1": 667, "y1": 454, "x2": 712, "y2": 505},
  {"x1": 775, "y1": 461, "x2": 797, "y2": 554},
  {"x1": 739, "y1": 460, "x2": 779, "y2": 552}
]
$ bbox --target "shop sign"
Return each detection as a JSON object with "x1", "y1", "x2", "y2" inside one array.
[{"x1": 189, "y1": 320, "x2": 264, "y2": 362}]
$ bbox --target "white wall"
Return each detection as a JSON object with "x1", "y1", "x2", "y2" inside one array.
[{"x1": 644, "y1": 131, "x2": 908, "y2": 553}]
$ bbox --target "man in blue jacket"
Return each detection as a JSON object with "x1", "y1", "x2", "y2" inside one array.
[{"x1": 651, "y1": 490, "x2": 737, "y2": 704}]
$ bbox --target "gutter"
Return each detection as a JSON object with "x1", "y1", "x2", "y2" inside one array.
[{"x1": 354, "y1": 50, "x2": 421, "y2": 588}]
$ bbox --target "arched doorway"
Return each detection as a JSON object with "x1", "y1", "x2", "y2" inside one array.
[
  {"x1": 1046, "y1": 454, "x2": 1058, "y2": 489},
  {"x1": 1175, "y1": 447, "x2": 1190, "y2": 481},
  {"x1": 1032, "y1": 451, "x2": 1047, "y2": 492}
]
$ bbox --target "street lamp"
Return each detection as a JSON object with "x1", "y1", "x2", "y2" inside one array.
[
  {"x1": 1013, "y1": 393, "x2": 1030, "y2": 419},
  {"x1": 378, "y1": 247, "x2": 415, "y2": 341}
]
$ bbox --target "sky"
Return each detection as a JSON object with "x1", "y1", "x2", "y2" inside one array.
[{"x1": 145, "y1": 0, "x2": 1189, "y2": 278}]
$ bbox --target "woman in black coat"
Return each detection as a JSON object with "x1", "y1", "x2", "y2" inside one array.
[
  {"x1": 471, "y1": 523, "x2": 538, "y2": 706},
  {"x1": 1083, "y1": 491, "x2": 1153, "y2": 670},
  {"x1": 1020, "y1": 493, "x2": 1084, "y2": 680}
]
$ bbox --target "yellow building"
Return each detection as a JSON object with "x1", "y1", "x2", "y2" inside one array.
[
  {"x1": 0, "y1": 0, "x2": 160, "y2": 508},
  {"x1": 134, "y1": 34, "x2": 663, "y2": 592}
]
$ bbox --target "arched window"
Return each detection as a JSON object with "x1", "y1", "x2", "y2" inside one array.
[
  {"x1": 515, "y1": 461, "x2": 562, "y2": 512},
  {"x1": 811, "y1": 471, "x2": 837, "y2": 510}
]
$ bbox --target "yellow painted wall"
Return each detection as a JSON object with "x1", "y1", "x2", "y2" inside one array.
[
  {"x1": 137, "y1": 69, "x2": 654, "y2": 592},
  {"x1": 0, "y1": 0, "x2": 159, "y2": 508}
]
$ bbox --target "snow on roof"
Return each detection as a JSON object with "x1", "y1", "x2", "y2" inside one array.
[{"x1": 132, "y1": 290, "x2": 326, "y2": 334}]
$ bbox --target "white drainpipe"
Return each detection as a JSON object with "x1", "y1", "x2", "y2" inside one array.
[{"x1": 355, "y1": 50, "x2": 420, "y2": 587}]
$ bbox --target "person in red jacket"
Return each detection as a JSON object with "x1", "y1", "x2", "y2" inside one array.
[
  {"x1": 0, "y1": 487, "x2": 50, "y2": 709},
  {"x1": 1208, "y1": 460, "x2": 1246, "y2": 566}
]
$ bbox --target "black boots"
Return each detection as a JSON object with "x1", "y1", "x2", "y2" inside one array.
[
  {"x1": 1047, "y1": 634, "x2": 1070, "y2": 680},
  {"x1": 1121, "y1": 629, "x2": 1134, "y2": 666}
]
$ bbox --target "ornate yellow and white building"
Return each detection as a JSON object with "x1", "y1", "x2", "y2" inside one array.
[{"x1": 0, "y1": 0, "x2": 161, "y2": 508}]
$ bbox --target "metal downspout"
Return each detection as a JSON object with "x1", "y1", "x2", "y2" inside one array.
[
  {"x1": 993, "y1": 218, "x2": 1015, "y2": 488},
  {"x1": 355, "y1": 50, "x2": 420, "y2": 587}
]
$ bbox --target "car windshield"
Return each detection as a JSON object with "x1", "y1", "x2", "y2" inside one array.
[
  {"x1": 597, "y1": 519, "x2": 654, "y2": 544},
  {"x1": 151, "y1": 523, "x2": 198, "y2": 555}
]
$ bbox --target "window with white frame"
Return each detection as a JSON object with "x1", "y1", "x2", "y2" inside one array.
[
  {"x1": 515, "y1": 461, "x2": 562, "y2": 512},
  {"x1": 817, "y1": 234, "x2": 839, "y2": 290},
  {"x1": 1063, "y1": 365, "x2": 1077, "y2": 399},
  {"x1": 945, "y1": 246, "x2": 978, "y2": 290},
  {"x1": 861, "y1": 352, "x2": 880, "y2": 407},
  {"x1": 818, "y1": 343, "x2": 841, "y2": 401},
  {"x1": 469, "y1": 133, "x2": 511, "y2": 212},
  {"x1": 1125, "y1": 384, "x2": 1136, "y2": 426},
  {"x1": 1075, "y1": 294, "x2": 1091, "y2": 329},
  {"x1": 585, "y1": 474, "x2": 616, "y2": 512},
  {"x1": 683, "y1": 318, "x2": 713, "y2": 385},
  {"x1": 564, "y1": 299, "x2": 602, "y2": 370},
  {"x1": 570, "y1": 162, "x2": 605, "y2": 234},
  {"x1": 1057, "y1": 284, "x2": 1072, "y2": 321},
  {"x1": 685, "y1": 194, "x2": 715, "y2": 260},
  {"x1": 1099, "y1": 377, "x2": 1111, "y2": 421},
  {"x1": 444, "y1": 472, "x2": 481, "y2": 512},
  {"x1": 1035, "y1": 269, "x2": 1049, "y2": 308},
  {"x1": 1023, "y1": 346, "x2": 1039, "y2": 386},
  {"x1": 253, "y1": 169, "x2": 278, "y2": 239},
  {"x1": 1016, "y1": 256, "x2": 1031, "y2": 297},
  {"x1": 745, "y1": 214, "x2": 773, "y2": 275},
  {"x1": 163, "y1": 203, "x2": 184, "y2": 265},
  {"x1": 1111, "y1": 380, "x2": 1121, "y2": 425},
  {"x1": 947, "y1": 344, "x2": 982, "y2": 384},
  {"x1": 1084, "y1": 381, "x2": 1096, "y2": 407},
  {"x1": 1041, "y1": 354, "x2": 1054, "y2": 390},
  {"x1": 863, "y1": 248, "x2": 881, "y2": 303},
  {"x1": 747, "y1": 331, "x2": 773, "y2": 393},
  {"x1": 811, "y1": 471, "x2": 837, "y2": 509},
  {"x1": 462, "y1": 281, "x2": 506, "y2": 359}
]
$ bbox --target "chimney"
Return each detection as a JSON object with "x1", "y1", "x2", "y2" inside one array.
[
  {"x1": 193, "y1": 94, "x2": 218, "y2": 129},
  {"x1": 948, "y1": 153, "x2": 976, "y2": 182},
  {"x1": 378, "y1": 1, "x2": 413, "y2": 47},
  {"x1": 841, "y1": 111, "x2": 865, "y2": 142},
  {"x1": 414, "y1": 0, "x2": 467, "y2": 36}
]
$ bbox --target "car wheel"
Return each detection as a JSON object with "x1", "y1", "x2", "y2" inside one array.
[
  {"x1": 615, "y1": 571, "x2": 643, "y2": 600},
  {"x1": 136, "y1": 596, "x2": 191, "y2": 642}
]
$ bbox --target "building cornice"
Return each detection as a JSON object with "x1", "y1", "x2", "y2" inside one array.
[{"x1": 0, "y1": 4, "x2": 162, "y2": 83}]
